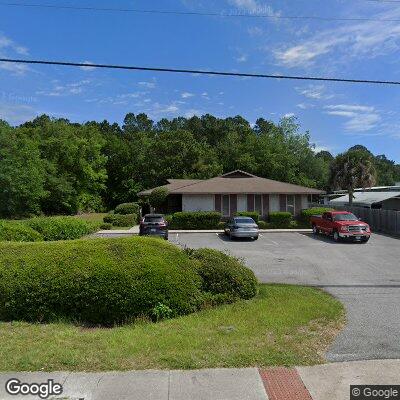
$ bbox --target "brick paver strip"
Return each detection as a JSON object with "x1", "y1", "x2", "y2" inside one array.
[{"x1": 259, "y1": 368, "x2": 313, "y2": 400}]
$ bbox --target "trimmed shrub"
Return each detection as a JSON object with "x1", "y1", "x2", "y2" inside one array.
[
  {"x1": 0, "y1": 237, "x2": 203, "y2": 325},
  {"x1": 170, "y1": 211, "x2": 222, "y2": 229},
  {"x1": 0, "y1": 221, "x2": 43, "y2": 242},
  {"x1": 187, "y1": 248, "x2": 258, "y2": 301},
  {"x1": 269, "y1": 212, "x2": 292, "y2": 228},
  {"x1": 100, "y1": 222, "x2": 112, "y2": 230},
  {"x1": 257, "y1": 220, "x2": 269, "y2": 229},
  {"x1": 25, "y1": 217, "x2": 98, "y2": 241},
  {"x1": 300, "y1": 207, "x2": 334, "y2": 225},
  {"x1": 235, "y1": 211, "x2": 259, "y2": 222},
  {"x1": 104, "y1": 213, "x2": 138, "y2": 227},
  {"x1": 114, "y1": 202, "x2": 140, "y2": 216}
]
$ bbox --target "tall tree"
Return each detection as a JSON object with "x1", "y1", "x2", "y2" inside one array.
[
  {"x1": 0, "y1": 121, "x2": 46, "y2": 217},
  {"x1": 330, "y1": 150, "x2": 377, "y2": 206}
]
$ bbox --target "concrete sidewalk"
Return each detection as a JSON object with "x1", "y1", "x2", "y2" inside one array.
[{"x1": 1, "y1": 360, "x2": 399, "y2": 400}]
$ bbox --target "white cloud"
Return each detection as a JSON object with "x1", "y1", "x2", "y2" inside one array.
[
  {"x1": 79, "y1": 61, "x2": 96, "y2": 71},
  {"x1": 324, "y1": 104, "x2": 381, "y2": 132},
  {"x1": 36, "y1": 80, "x2": 91, "y2": 97},
  {"x1": 313, "y1": 145, "x2": 332, "y2": 153},
  {"x1": 275, "y1": 7, "x2": 400, "y2": 68},
  {"x1": 181, "y1": 92, "x2": 195, "y2": 98},
  {"x1": 296, "y1": 84, "x2": 334, "y2": 100},
  {"x1": 235, "y1": 54, "x2": 247, "y2": 63},
  {"x1": 138, "y1": 80, "x2": 156, "y2": 89},
  {"x1": 228, "y1": 0, "x2": 281, "y2": 17},
  {"x1": 0, "y1": 34, "x2": 30, "y2": 75},
  {"x1": 296, "y1": 103, "x2": 314, "y2": 110},
  {"x1": 283, "y1": 112, "x2": 295, "y2": 118},
  {"x1": 0, "y1": 103, "x2": 37, "y2": 125}
]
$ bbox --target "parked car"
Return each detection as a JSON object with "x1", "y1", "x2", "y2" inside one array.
[
  {"x1": 139, "y1": 214, "x2": 168, "y2": 240},
  {"x1": 224, "y1": 216, "x2": 259, "y2": 240},
  {"x1": 310, "y1": 211, "x2": 371, "y2": 243}
]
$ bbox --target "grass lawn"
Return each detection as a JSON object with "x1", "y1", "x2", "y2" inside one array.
[
  {"x1": 75, "y1": 213, "x2": 133, "y2": 230},
  {"x1": 0, "y1": 284, "x2": 344, "y2": 371}
]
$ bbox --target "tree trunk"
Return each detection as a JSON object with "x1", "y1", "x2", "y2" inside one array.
[{"x1": 348, "y1": 188, "x2": 354, "y2": 206}]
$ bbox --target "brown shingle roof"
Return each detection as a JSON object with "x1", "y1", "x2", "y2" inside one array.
[
  {"x1": 138, "y1": 179, "x2": 202, "y2": 196},
  {"x1": 138, "y1": 170, "x2": 324, "y2": 196}
]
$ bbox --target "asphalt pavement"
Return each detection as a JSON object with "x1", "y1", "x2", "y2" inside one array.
[{"x1": 171, "y1": 231, "x2": 400, "y2": 362}]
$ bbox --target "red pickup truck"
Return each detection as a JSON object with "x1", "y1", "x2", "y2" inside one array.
[{"x1": 310, "y1": 211, "x2": 371, "y2": 243}]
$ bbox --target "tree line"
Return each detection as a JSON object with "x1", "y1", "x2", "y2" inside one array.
[{"x1": 0, "y1": 113, "x2": 399, "y2": 218}]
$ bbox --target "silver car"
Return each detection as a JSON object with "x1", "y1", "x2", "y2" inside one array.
[{"x1": 224, "y1": 216, "x2": 259, "y2": 240}]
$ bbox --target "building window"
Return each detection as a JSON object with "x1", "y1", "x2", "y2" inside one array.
[
  {"x1": 254, "y1": 194, "x2": 262, "y2": 214},
  {"x1": 287, "y1": 195, "x2": 295, "y2": 215},
  {"x1": 222, "y1": 195, "x2": 230, "y2": 216}
]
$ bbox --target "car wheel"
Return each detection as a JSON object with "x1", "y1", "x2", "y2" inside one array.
[
  {"x1": 312, "y1": 225, "x2": 319, "y2": 235},
  {"x1": 253, "y1": 236, "x2": 259, "y2": 240},
  {"x1": 333, "y1": 231, "x2": 340, "y2": 242},
  {"x1": 361, "y1": 237, "x2": 370, "y2": 243}
]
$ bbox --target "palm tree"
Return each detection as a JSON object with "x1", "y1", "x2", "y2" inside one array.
[{"x1": 330, "y1": 150, "x2": 376, "y2": 206}]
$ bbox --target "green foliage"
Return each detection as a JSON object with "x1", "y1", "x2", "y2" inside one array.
[
  {"x1": 25, "y1": 216, "x2": 98, "y2": 241},
  {"x1": 187, "y1": 248, "x2": 258, "y2": 301},
  {"x1": 330, "y1": 150, "x2": 376, "y2": 205},
  {"x1": 300, "y1": 207, "x2": 334, "y2": 224},
  {"x1": 0, "y1": 221, "x2": 43, "y2": 242},
  {"x1": 0, "y1": 121, "x2": 46, "y2": 218},
  {"x1": 235, "y1": 211, "x2": 259, "y2": 222},
  {"x1": 103, "y1": 213, "x2": 137, "y2": 227},
  {"x1": 100, "y1": 223, "x2": 112, "y2": 230},
  {"x1": 0, "y1": 238, "x2": 203, "y2": 325},
  {"x1": 3, "y1": 114, "x2": 400, "y2": 220},
  {"x1": 114, "y1": 202, "x2": 140, "y2": 215},
  {"x1": 257, "y1": 220, "x2": 269, "y2": 229},
  {"x1": 148, "y1": 187, "x2": 169, "y2": 210},
  {"x1": 170, "y1": 212, "x2": 222, "y2": 229},
  {"x1": 152, "y1": 303, "x2": 173, "y2": 321},
  {"x1": 269, "y1": 212, "x2": 292, "y2": 228}
]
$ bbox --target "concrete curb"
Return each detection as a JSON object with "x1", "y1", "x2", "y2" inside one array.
[{"x1": 96, "y1": 229, "x2": 312, "y2": 235}]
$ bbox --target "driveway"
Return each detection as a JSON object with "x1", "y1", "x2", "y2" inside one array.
[{"x1": 170, "y1": 232, "x2": 400, "y2": 362}]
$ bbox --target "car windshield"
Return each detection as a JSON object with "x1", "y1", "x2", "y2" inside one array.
[
  {"x1": 234, "y1": 218, "x2": 255, "y2": 224},
  {"x1": 333, "y1": 213, "x2": 358, "y2": 221},
  {"x1": 144, "y1": 216, "x2": 164, "y2": 223}
]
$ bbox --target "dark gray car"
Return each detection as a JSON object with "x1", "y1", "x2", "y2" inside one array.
[
  {"x1": 139, "y1": 214, "x2": 168, "y2": 240},
  {"x1": 224, "y1": 216, "x2": 259, "y2": 240}
]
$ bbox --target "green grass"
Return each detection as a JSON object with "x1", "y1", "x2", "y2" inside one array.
[
  {"x1": 0, "y1": 284, "x2": 344, "y2": 371},
  {"x1": 75, "y1": 213, "x2": 107, "y2": 224},
  {"x1": 76, "y1": 213, "x2": 134, "y2": 230}
]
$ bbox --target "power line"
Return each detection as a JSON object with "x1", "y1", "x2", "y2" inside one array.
[
  {"x1": 2, "y1": 1, "x2": 400, "y2": 23},
  {"x1": 1, "y1": 58, "x2": 400, "y2": 86}
]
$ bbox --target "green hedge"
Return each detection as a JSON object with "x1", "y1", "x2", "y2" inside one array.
[
  {"x1": 234, "y1": 211, "x2": 259, "y2": 222},
  {"x1": 269, "y1": 212, "x2": 292, "y2": 228},
  {"x1": 114, "y1": 202, "x2": 140, "y2": 216},
  {"x1": 170, "y1": 211, "x2": 222, "y2": 229},
  {"x1": 0, "y1": 237, "x2": 203, "y2": 325},
  {"x1": 103, "y1": 213, "x2": 137, "y2": 227},
  {"x1": 187, "y1": 248, "x2": 258, "y2": 301},
  {"x1": 0, "y1": 221, "x2": 43, "y2": 242},
  {"x1": 257, "y1": 221, "x2": 269, "y2": 229},
  {"x1": 300, "y1": 207, "x2": 334, "y2": 224}
]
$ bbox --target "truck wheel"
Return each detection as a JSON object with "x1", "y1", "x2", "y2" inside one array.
[
  {"x1": 362, "y1": 237, "x2": 370, "y2": 243},
  {"x1": 333, "y1": 231, "x2": 340, "y2": 242},
  {"x1": 312, "y1": 225, "x2": 319, "y2": 235}
]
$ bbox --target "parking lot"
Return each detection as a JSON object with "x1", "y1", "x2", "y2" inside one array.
[{"x1": 170, "y1": 232, "x2": 400, "y2": 362}]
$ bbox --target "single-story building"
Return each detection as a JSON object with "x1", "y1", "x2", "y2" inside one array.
[
  {"x1": 138, "y1": 170, "x2": 324, "y2": 217},
  {"x1": 329, "y1": 191, "x2": 400, "y2": 211}
]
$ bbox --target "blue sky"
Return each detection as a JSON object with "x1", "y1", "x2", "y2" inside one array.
[{"x1": 1, "y1": 0, "x2": 400, "y2": 161}]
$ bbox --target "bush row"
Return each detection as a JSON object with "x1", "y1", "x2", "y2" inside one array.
[
  {"x1": 0, "y1": 237, "x2": 258, "y2": 325},
  {"x1": 0, "y1": 217, "x2": 99, "y2": 242},
  {"x1": 103, "y1": 202, "x2": 140, "y2": 227},
  {"x1": 168, "y1": 211, "x2": 222, "y2": 229}
]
